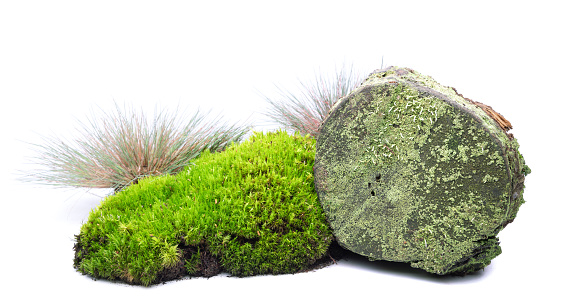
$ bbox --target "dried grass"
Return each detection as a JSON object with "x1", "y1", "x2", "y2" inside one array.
[
  {"x1": 24, "y1": 104, "x2": 251, "y2": 191},
  {"x1": 262, "y1": 66, "x2": 366, "y2": 138}
]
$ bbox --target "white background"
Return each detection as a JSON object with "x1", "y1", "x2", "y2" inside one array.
[{"x1": 1, "y1": 1, "x2": 560, "y2": 305}]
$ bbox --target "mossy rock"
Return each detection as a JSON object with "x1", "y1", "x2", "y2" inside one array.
[
  {"x1": 314, "y1": 66, "x2": 530, "y2": 275},
  {"x1": 73, "y1": 131, "x2": 334, "y2": 286}
]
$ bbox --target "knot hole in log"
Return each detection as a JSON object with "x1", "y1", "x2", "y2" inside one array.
[{"x1": 368, "y1": 173, "x2": 382, "y2": 196}]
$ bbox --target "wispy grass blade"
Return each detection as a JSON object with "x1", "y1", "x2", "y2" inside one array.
[
  {"x1": 22, "y1": 103, "x2": 251, "y2": 191},
  {"x1": 262, "y1": 65, "x2": 366, "y2": 138}
]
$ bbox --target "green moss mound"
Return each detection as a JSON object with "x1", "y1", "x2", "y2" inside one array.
[{"x1": 74, "y1": 131, "x2": 334, "y2": 286}]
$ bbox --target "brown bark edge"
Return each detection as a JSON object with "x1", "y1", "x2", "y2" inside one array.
[{"x1": 451, "y1": 87, "x2": 513, "y2": 135}]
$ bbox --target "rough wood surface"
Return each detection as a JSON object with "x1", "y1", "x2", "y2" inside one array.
[{"x1": 314, "y1": 66, "x2": 530, "y2": 275}]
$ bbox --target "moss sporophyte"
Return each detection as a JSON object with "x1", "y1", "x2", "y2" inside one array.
[
  {"x1": 314, "y1": 66, "x2": 529, "y2": 275},
  {"x1": 73, "y1": 131, "x2": 335, "y2": 286}
]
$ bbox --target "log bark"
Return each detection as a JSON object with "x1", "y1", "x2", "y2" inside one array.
[{"x1": 314, "y1": 66, "x2": 530, "y2": 275}]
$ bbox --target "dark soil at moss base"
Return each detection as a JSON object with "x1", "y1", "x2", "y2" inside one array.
[
  {"x1": 74, "y1": 235, "x2": 347, "y2": 285},
  {"x1": 157, "y1": 241, "x2": 220, "y2": 282}
]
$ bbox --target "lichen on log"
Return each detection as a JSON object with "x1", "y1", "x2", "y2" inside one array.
[{"x1": 314, "y1": 66, "x2": 530, "y2": 275}]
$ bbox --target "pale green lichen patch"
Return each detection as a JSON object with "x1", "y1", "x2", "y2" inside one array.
[{"x1": 315, "y1": 66, "x2": 529, "y2": 275}]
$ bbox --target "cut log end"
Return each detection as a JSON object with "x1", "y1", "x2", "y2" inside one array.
[{"x1": 315, "y1": 66, "x2": 529, "y2": 275}]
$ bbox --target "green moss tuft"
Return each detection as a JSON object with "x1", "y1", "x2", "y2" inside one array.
[{"x1": 74, "y1": 131, "x2": 333, "y2": 285}]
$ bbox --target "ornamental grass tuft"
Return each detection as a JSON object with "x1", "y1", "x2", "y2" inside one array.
[
  {"x1": 73, "y1": 131, "x2": 335, "y2": 286},
  {"x1": 262, "y1": 66, "x2": 365, "y2": 138},
  {"x1": 24, "y1": 104, "x2": 250, "y2": 191}
]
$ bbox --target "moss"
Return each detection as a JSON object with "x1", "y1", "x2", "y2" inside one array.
[
  {"x1": 315, "y1": 66, "x2": 529, "y2": 275},
  {"x1": 74, "y1": 131, "x2": 333, "y2": 286}
]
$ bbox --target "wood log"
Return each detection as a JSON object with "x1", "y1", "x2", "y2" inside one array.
[{"x1": 314, "y1": 66, "x2": 530, "y2": 275}]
